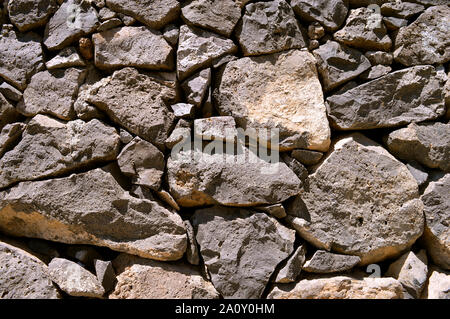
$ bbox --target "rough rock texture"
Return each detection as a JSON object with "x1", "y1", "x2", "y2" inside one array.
[
  {"x1": 0, "y1": 93, "x2": 21, "y2": 132},
  {"x1": 380, "y1": 1, "x2": 424, "y2": 19},
  {"x1": 181, "y1": 68, "x2": 211, "y2": 108},
  {"x1": 268, "y1": 276, "x2": 404, "y2": 299},
  {"x1": 313, "y1": 40, "x2": 371, "y2": 92},
  {"x1": 192, "y1": 206, "x2": 295, "y2": 298},
  {"x1": 0, "y1": 123, "x2": 24, "y2": 158},
  {"x1": 327, "y1": 66, "x2": 445, "y2": 130},
  {"x1": 0, "y1": 115, "x2": 120, "y2": 189},
  {"x1": 105, "y1": 0, "x2": 180, "y2": 30},
  {"x1": 171, "y1": 103, "x2": 195, "y2": 119},
  {"x1": 181, "y1": 0, "x2": 241, "y2": 37},
  {"x1": 0, "y1": 241, "x2": 60, "y2": 299},
  {"x1": 167, "y1": 145, "x2": 302, "y2": 207},
  {"x1": 92, "y1": 26, "x2": 174, "y2": 71},
  {"x1": 0, "y1": 82, "x2": 23, "y2": 102},
  {"x1": 290, "y1": 0, "x2": 348, "y2": 31},
  {"x1": 48, "y1": 258, "x2": 104, "y2": 298},
  {"x1": 87, "y1": 67, "x2": 178, "y2": 149},
  {"x1": 184, "y1": 220, "x2": 200, "y2": 266},
  {"x1": 94, "y1": 259, "x2": 116, "y2": 293},
  {"x1": 237, "y1": 0, "x2": 305, "y2": 56},
  {"x1": 46, "y1": 47, "x2": 86, "y2": 69},
  {"x1": 360, "y1": 65, "x2": 392, "y2": 80},
  {"x1": 110, "y1": 253, "x2": 219, "y2": 299},
  {"x1": 0, "y1": 27, "x2": 44, "y2": 90},
  {"x1": 291, "y1": 149, "x2": 323, "y2": 166},
  {"x1": 214, "y1": 50, "x2": 331, "y2": 152},
  {"x1": 386, "y1": 122, "x2": 450, "y2": 173},
  {"x1": 303, "y1": 251, "x2": 361, "y2": 274},
  {"x1": 194, "y1": 116, "x2": 237, "y2": 142},
  {"x1": 274, "y1": 245, "x2": 306, "y2": 283},
  {"x1": 421, "y1": 174, "x2": 450, "y2": 270},
  {"x1": 394, "y1": 6, "x2": 450, "y2": 67},
  {"x1": 8, "y1": 0, "x2": 57, "y2": 32},
  {"x1": 286, "y1": 134, "x2": 424, "y2": 265},
  {"x1": 365, "y1": 51, "x2": 393, "y2": 65},
  {"x1": 424, "y1": 268, "x2": 450, "y2": 299},
  {"x1": 165, "y1": 119, "x2": 191, "y2": 149},
  {"x1": 0, "y1": 167, "x2": 187, "y2": 261}
]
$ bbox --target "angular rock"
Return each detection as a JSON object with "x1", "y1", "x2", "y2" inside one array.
[
  {"x1": 303, "y1": 251, "x2": 361, "y2": 274},
  {"x1": 177, "y1": 25, "x2": 237, "y2": 81},
  {"x1": 162, "y1": 24, "x2": 179, "y2": 46},
  {"x1": 237, "y1": 0, "x2": 306, "y2": 56},
  {"x1": 181, "y1": 0, "x2": 241, "y2": 37},
  {"x1": 274, "y1": 245, "x2": 306, "y2": 283},
  {"x1": 73, "y1": 66, "x2": 105, "y2": 121},
  {"x1": 156, "y1": 190, "x2": 180, "y2": 212},
  {"x1": 105, "y1": 0, "x2": 180, "y2": 30},
  {"x1": 255, "y1": 204, "x2": 287, "y2": 219},
  {"x1": 0, "y1": 241, "x2": 60, "y2": 299},
  {"x1": 0, "y1": 167, "x2": 187, "y2": 261},
  {"x1": 291, "y1": 0, "x2": 348, "y2": 31},
  {"x1": 308, "y1": 22, "x2": 325, "y2": 40},
  {"x1": 334, "y1": 7, "x2": 392, "y2": 51},
  {"x1": 286, "y1": 134, "x2": 424, "y2": 265},
  {"x1": 97, "y1": 17, "x2": 122, "y2": 32},
  {"x1": 383, "y1": 16, "x2": 408, "y2": 30},
  {"x1": 0, "y1": 27, "x2": 44, "y2": 90},
  {"x1": 192, "y1": 206, "x2": 295, "y2": 298},
  {"x1": 0, "y1": 115, "x2": 120, "y2": 189},
  {"x1": 0, "y1": 82, "x2": 22, "y2": 102},
  {"x1": 394, "y1": 6, "x2": 450, "y2": 67},
  {"x1": 181, "y1": 68, "x2": 211, "y2": 108},
  {"x1": 386, "y1": 123, "x2": 450, "y2": 172},
  {"x1": 214, "y1": 50, "x2": 331, "y2": 152},
  {"x1": 313, "y1": 40, "x2": 371, "y2": 92},
  {"x1": 165, "y1": 119, "x2": 191, "y2": 149},
  {"x1": 110, "y1": 253, "x2": 219, "y2": 299},
  {"x1": 291, "y1": 149, "x2": 323, "y2": 166},
  {"x1": 281, "y1": 153, "x2": 309, "y2": 183},
  {"x1": 184, "y1": 220, "x2": 200, "y2": 266},
  {"x1": 406, "y1": 162, "x2": 428, "y2": 187},
  {"x1": 18, "y1": 68, "x2": 86, "y2": 120},
  {"x1": 0, "y1": 93, "x2": 20, "y2": 132},
  {"x1": 171, "y1": 103, "x2": 195, "y2": 119},
  {"x1": 44, "y1": 0, "x2": 99, "y2": 51},
  {"x1": 194, "y1": 116, "x2": 237, "y2": 143},
  {"x1": 87, "y1": 67, "x2": 178, "y2": 149},
  {"x1": 79, "y1": 37, "x2": 94, "y2": 60},
  {"x1": 327, "y1": 66, "x2": 446, "y2": 130},
  {"x1": 421, "y1": 173, "x2": 450, "y2": 270},
  {"x1": 0, "y1": 122, "x2": 24, "y2": 158},
  {"x1": 48, "y1": 258, "x2": 104, "y2": 298},
  {"x1": 386, "y1": 250, "x2": 428, "y2": 298},
  {"x1": 380, "y1": 1, "x2": 424, "y2": 19},
  {"x1": 117, "y1": 137, "x2": 165, "y2": 190},
  {"x1": 46, "y1": 47, "x2": 86, "y2": 69},
  {"x1": 365, "y1": 50, "x2": 393, "y2": 65},
  {"x1": 268, "y1": 276, "x2": 404, "y2": 299},
  {"x1": 98, "y1": 7, "x2": 117, "y2": 21},
  {"x1": 94, "y1": 259, "x2": 116, "y2": 293},
  {"x1": 360, "y1": 65, "x2": 392, "y2": 80},
  {"x1": 424, "y1": 268, "x2": 450, "y2": 299},
  {"x1": 167, "y1": 144, "x2": 302, "y2": 207},
  {"x1": 119, "y1": 128, "x2": 133, "y2": 145},
  {"x1": 8, "y1": 0, "x2": 57, "y2": 32},
  {"x1": 92, "y1": 26, "x2": 174, "y2": 71}
]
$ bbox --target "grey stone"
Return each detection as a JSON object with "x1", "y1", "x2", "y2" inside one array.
[
  {"x1": 0, "y1": 122, "x2": 24, "y2": 158},
  {"x1": 119, "y1": 128, "x2": 133, "y2": 144},
  {"x1": 381, "y1": 1, "x2": 424, "y2": 19},
  {"x1": 98, "y1": 6, "x2": 116, "y2": 21},
  {"x1": 94, "y1": 259, "x2": 116, "y2": 293},
  {"x1": 162, "y1": 24, "x2": 179, "y2": 46},
  {"x1": 8, "y1": 0, "x2": 57, "y2": 32},
  {"x1": 385, "y1": 122, "x2": 450, "y2": 172},
  {"x1": 313, "y1": 40, "x2": 371, "y2": 92},
  {"x1": 46, "y1": 47, "x2": 86, "y2": 69},
  {"x1": 73, "y1": 65, "x2": 105, "y2": 121},
  {"x1": 0, "y1": 82, "x2": 22, "y2": 102},
  {"x1": 286, "y1": 134, "x2": 424, "y2": 265},
  {"x1": 255, "y1": 204, "x2": 287, "y2": 219},
  {"x1": 281, "y1": 153, "x2": 309, "y2": 183},
  {"x1": 274, "y1": 245, "x2": 306, "y2": 283},
  {"x1": 0, "y1": 166, "x2": 187, "y2": 261},
  {"x1": 291, "y1": 0, "x2": 348, "y2": 31},
  {"x1": 165, "y1": 119, "x2": 191, "y2": 150},
  {"x1": 237, "y1": 0, "x2": 306, "y2": 56},
  {"x1": 117, "y1": 13, "x2": 135, "y2": 26},
  {"x1": 181, "y1": 0, "x2": 241, "y2": 37},
  {"x1": 334, "y1": 7, "x2": 392, "y2": 51},
  {"x1": 0, "y1": 93, "x2": 20, "y2": 131},
  {"x1": 423, "y1": 267, "x2": 450, "y2": 299},
  {"x1": 327, "y1": 66, "x2": 446, "y2": 130},
  {"x1": 184, "y1": 220, "x2": 199, "y2": 266},
  {"x1": 360, "y1": 65, "x2": 392, "y2": 80},
  {"x1": 394, "y1": 6, "x2": 450, "y2": 66},
  {"x1": 194, "y1": 116, "x2": 237, "y2": 143},
  {"x1": 192, "y1": 206, "x2": 295, "y2": 298},
  {"x1": 48, "y1": 258, "x2": 104, "y2": 298},
  {"x1": 171, "y1": 103, "x2": 195, "y2": 119},
  {"x1": 105, "y1": 0, "x2": 180, "y2": 30},
  {"x1": 44, "y1": 0, "x2": 99, "y2": 51},
  {"x1": 117, "y1": 137, "x2": 165, "y2": 190},
  {"x1": 303, "y1": 250, "x2": 361, "y2": 274},
  {"x1": 97, "y1": 17, "x2": 122, "y2": 31},
  {"x1": 0, "y1": 241, "x2": 60, "y2": 299},
  {"x1": 177, "y1": 25, "x2": 237, "y2": 81},
  {"x1": 291, "y1": 149, "x2": 323, "y2": 166},
  {"x1": 181, "y1": 68, "x2": 211, "y2": 108},
  {"x1": 87, "y1": 67, "x2": 178, "y2": 149},
  {"x1": 407, "y1": 0, "x2": 449, "y2": 7},
  {"x1": 156, "y1": 190, "x2": 180, "y2": 212},
  {"x1": 365, "y1": 51, "x2": 393, "y2": 65},
  {"x1": 406, "y1": 162, "x2": 428, "y2": 187},
  {"x1": 383, "y1": 16, "x2": 408, "y2": 31}
]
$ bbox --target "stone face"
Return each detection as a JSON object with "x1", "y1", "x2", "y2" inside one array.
[
  {"x1": 360, "y1": 65, "x2": 392, "y2": 80},
  {"x1": 48, "y1": 258, "x2": 104, "y2": 298},
  {"x1": 46, "y1": 47, "x2": 86, "y2": 69},
  {"x1": 0, "y1": 27, "x2": 44, "y2": 90},
  {"x1": 87, "y1": 67, "x2": 178, "y2": 149},
  {"x1": 268, "y1": 276, "x2": 404, "y2": 299},
  {"x1": 0, "y1": 82, "x2": 23, "y2": 102},
  {"x1": 406, "y1": 162, "x2": 428, "y2": 187},
  {"x1": 237, "y1": 0, "x2": 306, "y2": 56},
  {"x1": 0, "y1": 115, "x2": 120, "y2": 189},
  {"x1": 313, "y1": 40, "x2": 371, "y2": 92},
  {"x1": 303, "y1": 251, "x2": 361, "y2": 274},
  {"x1": 105, "y1": 0, "x2": 180, "y2": 30},
  {"x1": 171, "y1": 103, "x2": 195, "y2": 119},
  {"x1": 291, "y1": 0, "x2": 348, "y2": 31},
  {"x1": 110, "y1": 253, "x2": 219, "y2": 299},
  {"x1": 327, "y1": 66, "x2": 445, "y2": 130},
  {"x1": 0, "y1": 123, "x2": 24, "y2": 158},
  {"x1": 192, "y1": 206, "x2": 295, "y2": 298},
  {"x1": 274, "y1": 245, "x2": 306, "y2": 283},
  {"x1": 380, "y1": 1, "x2": 424, "y2": 19},
  {"x1": 421, "y1": 174, "x2": 450, "y2": 270},
  {"x1": 0, "y1": 167, "x2": 187, "y2": 261},
  {"x1": 44, "y1": 0, "x2": 99, "y2": 51},
  {"x1": 194, "y1": 116, "x2": 237, "y2": 143},
  {"x1": 291, "y1": 149, "x2": 323, "y2": 166},
  {"x1": 184, "y1": 220, "x2": 200, "y2": 266},
  {"x1": 117, "y1": 137, "x2": 165, "y2": 190},
  {"x1": 177, "y1": 25, "x2": 237, "y2": 81},
  {"x1": 181, "y1": 68, "x2": 211, "y2": 108},
  {"x1": 93, "y1": 26, "x2": 174, "y2": 71},
  {"x1": 255, "y1": 204, "x2": 287, "y2": 219},
  {"x1": 0, "y1": 241, "x2": 60, "y2": 299},
  {"x1": 394, "y1": 6, "x2": 450, "y2": 66},
  {"x1": 0, "y1": 93, "x2": 21, "y2": 132},
  {"x1": 8, "y1": 0, "x2": 58, "y2": 32},
  {"x1": 215, "y1": 50, "x2": 330, "y2": 152},
  {"x1": 94, "y1": 259, "x2": 116, "y2": 293},
  {"x1": 18, "y1": 68, "x2": 86, "y2": 120},
  {"x1": 386, "y1": 123, "x2": 450, "y2": 172},
  {"x1": 165, "y1": 119, "x2": 191, "y2": 149},
  {"x1": 365, "y1": 51, "x2": 393, "y2": 66},
  {"x1": 167, "y1": 145, "x2": 302, "y2": 208},
  {"x1": 286, "y1": 134, "x2": 424, "y2": 265},
  {"x1": 334, "y1": 7, "x2": 392, "y2": 51},
  {"x1": 424, "y1": 268, "x2": 450, "y2": 299},
  {"x1": 181, "y1": 0, "x2": 241, "y2": 37}
]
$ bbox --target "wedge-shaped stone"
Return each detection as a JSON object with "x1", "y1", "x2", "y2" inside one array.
[
  {"x1": 46, "y1": 47, "x2": 86, "y2": 70},
  {"x1": 0, "y1": 123, "x2": 24, "y2": 158},
  {"x1": 8, "y1": 0, "x2": 58, "y2": 32},
  {"x1": 303, "y1": 251, "x2": 361, "y2": 274},
  {"x1": 290, "y1": 0, "x2": 348, "y2": 31},
  {"x1": 0, "y1": 93, "x2": 20, "y2": 132},
  {"x1": 423, "y1": 267, "x2": 450, "y2": 299}
]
